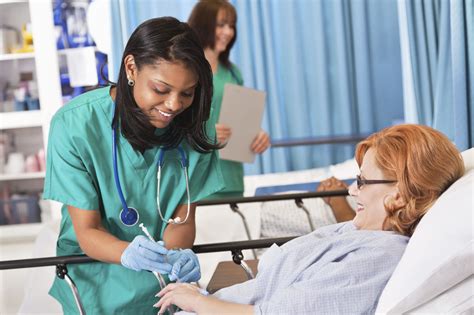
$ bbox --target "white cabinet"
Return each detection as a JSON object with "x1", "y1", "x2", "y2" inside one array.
[
  {"x1": 0, "y1": 0, "x2": 62, "y2": 231},
  {"x1": 0, "y1": 1, "x2": 63, "y2": 313},
  {"x1": 0, "y1": 1, "x2": 107, "y2": 312}
]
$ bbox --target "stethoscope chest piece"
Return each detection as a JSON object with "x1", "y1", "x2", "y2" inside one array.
[{"x1": 119, "y1": 207, "x2": 139, "y2": 226}]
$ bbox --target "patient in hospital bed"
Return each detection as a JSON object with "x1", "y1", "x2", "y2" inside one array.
[{"x1": 155, "y1": 124, "x2": 465, "y2": 314}]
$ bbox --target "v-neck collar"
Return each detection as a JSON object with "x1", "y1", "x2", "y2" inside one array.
[
  {"x1": 100, "y1": 86, "x2": 161, "y2": 179},
  {"x1": 215, "y1": 63, "x2": 224, "y2": 79}
]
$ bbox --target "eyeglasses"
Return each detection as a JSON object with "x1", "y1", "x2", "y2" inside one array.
[{"x1": 356, "y1": 174, "x2": 397, "y2": 190}]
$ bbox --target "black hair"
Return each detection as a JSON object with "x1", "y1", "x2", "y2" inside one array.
[
  {"x1": 113, "y1": 16, "x2": 219, "y2": 153},
  {"x1": 188, "y1": 0, "x2": 237, "y2": 69}
]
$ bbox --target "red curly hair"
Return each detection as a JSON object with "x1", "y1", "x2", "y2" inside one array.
[{"x1": 355, "y1": 124, "x2": 465, "y2": 236}]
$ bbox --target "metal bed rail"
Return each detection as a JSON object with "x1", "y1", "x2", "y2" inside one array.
[
  {"x1": 0, "y1": 236, "x2": 297, "y2": 315},
  {"x1": 0, "y1": 190, "x2": 348, "y2": 270},
  {"x1": 0, "y1": 236, "x2": 297, "y2": 271},
  {"x1": 197, "y1": 189, "x2": 349, "y2": 257},
  {"x1": 196, "y1": 190, "x2": 348, "y2": 206},
  {"x1": 270, "y1": 134, "x2": 368, "y2": 148}
]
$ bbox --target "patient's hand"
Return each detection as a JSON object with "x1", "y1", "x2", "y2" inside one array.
[
  {"x1": 155, "y1": 283, "x2": 206, "y2": 314},
  {"x1": 155, "y1": 283, "x2": 253, "y2": 314},
  {"x1": 317, "y1": 177, "x2": 355, "y2": 222}
]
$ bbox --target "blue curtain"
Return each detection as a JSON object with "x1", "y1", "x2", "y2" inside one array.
[
  {"x1": 110, "y1": 0, "x2": 404, "y2": 174},
  {"x1": 398, "y1": 0, "x2": 473, "y2": 151},
  {"x1": 231, "y1": 0, "x2": 403, "y2": 174},
  {"x1": 109, "y1": 0, "x2": 197, "y2": 79}
]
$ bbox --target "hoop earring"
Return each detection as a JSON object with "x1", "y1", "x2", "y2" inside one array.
[{"x1": 127, "y1": 78, "x2": 135, "y2": 87}]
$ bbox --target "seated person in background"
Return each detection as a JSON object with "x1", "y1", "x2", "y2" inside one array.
[{"x1": 154, "y1": 124, "x2": 464, "y2": 314}]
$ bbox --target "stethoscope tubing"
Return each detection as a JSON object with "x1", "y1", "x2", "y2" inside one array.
[
  {"x1": 112, "y1": 128, "x2": 130, "y2": 212},
  {"x1": 112, "y1": 124, "x2": 190, "y2": 227}
]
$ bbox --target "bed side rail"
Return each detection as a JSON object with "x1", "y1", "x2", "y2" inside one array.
[
  {"x1": 0, "y1": 190, "x2": 348, "y2": 271},
  {"x1": 196, "y1": 189, "x2": 348, "y2": 206},
  {"x1": 270, "y1": 133, "x2": 368, "y2": 148},
  {"x1": 0, "y1": 236, "x2": 296, "y2": 271}
]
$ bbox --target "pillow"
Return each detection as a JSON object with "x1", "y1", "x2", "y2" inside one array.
[
  {"x1": 408, "y1": 275, "x2": 473, "y2": 313},
  {"x1": 376, "y1": 148, "x2": 474, "y2": 314},
  {"x1": 462, "y1": 147, "x2": 474, "y2": 171}
]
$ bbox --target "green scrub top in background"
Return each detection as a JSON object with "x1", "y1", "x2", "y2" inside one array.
[
  {"x1": 206, "y1": 63, "x2": 245, "y2": 199},
  {"x1": 43, "y1": 86, "x2": 224, "y2": 314}
]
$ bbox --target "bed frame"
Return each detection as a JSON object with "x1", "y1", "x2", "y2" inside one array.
[
  {"x1": 0, "y1": 134, "x2": 363, "y2": 314},
  {"x1": 0, "y1": 190, "x2": 348, "y2": 315}
]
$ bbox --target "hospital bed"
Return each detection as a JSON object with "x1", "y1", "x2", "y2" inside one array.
[
  {"x1": 214, "y1": 145, "x2": 474, "y2": 314},
  {"x1": 0, "y1": 138, "x2": 361, "y2": 314},
  {"x1": 0, "y1": 147, "x2": 472, "y2": 314},
  {"x1": 0, "y1": 190, "x2": 341, "y2": 315}
]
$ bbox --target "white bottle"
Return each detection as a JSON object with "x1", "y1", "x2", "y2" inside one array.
[{"x1": 6, "y1": 152, "x2": 25, "y2": 174}]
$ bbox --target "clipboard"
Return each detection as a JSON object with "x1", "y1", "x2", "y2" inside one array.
[{"x1": 218, "y1": 84, "x2": 266, "y2": 163}]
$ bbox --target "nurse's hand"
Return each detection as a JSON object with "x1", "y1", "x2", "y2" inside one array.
[
  {"x1": 251, "y1": 129, "x2": 270, "y2": 154},
  {"x1": 120, "y1": 235, "x2": 172, "y2": 273},
  {"x1": 215, "y1": 123, "x2": 232, "y2": 145},
  {"x1": 166, "y1": 249, "x2": 201, "y2": 282}
]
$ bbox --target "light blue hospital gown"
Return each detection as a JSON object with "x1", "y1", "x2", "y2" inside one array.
[{"x1": 214, "y1": 222, "x2": 409, "y2": 314}]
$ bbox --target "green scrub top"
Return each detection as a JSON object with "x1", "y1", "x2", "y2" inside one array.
[
  {"x1": 206, "y1": 63, "x2": 245, "y2": 199},
  {"x1": 43, "y1": 86, "x2": 224, "y2": 314}
]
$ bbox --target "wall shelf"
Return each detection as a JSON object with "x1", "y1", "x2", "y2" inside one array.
[
  {"x1": 57, "y1": 46, "x2": 98, "y2": 56},
  {"x1": 0, "y1": 222, "x2": 44, "y2": 244},
  {"x1": 0, "y1": 172, "x2": 45, "y2": 182},
  {"x1": 0, "y1": 1, "x2": 63, "y2": 313},
  {"x1": 0, "y1": 0, "x2": 28, "y2": 4},
  {"x1": 0, "y1": 52, "x2": 35, "y2": 61},
  {"x1": 0, "y1": 110, "x2": 43, "y2": 130}
]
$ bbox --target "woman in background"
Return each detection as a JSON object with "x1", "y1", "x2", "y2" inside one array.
[
  {"x1": 155, "y1": 124, "x2": 465, "y2": 314},
  {"x1": 188, "y1": 0, "x2": 271, "y2": 198},
  {"x1": 44, "y1": 17, "x2": 222, "y2": 314}
]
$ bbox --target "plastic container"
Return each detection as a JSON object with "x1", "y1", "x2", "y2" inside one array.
[
  {"x1": 0, "y1": 27, "x2": 18, "y2": 54},
  {"x1": 26, "y1": 97, "x2": 40, "y2": 110}
]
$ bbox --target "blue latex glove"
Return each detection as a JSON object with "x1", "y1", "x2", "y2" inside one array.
[
  {"x1": 166, "y1": 249, "x2": 201, "y2": 282},
  {"x1": 121, "y1": 235, "x2": 172, "y2": 273}
]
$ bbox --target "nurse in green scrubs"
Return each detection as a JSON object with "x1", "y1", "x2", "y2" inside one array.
[
  {"x1": 43, "y1": 17, "x2": 223, "y2": 314},
  {"x1": 189, "y1": 0, "x2": 271, "y2": 198}
]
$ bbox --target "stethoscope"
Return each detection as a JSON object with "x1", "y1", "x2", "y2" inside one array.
[{"x1": 112, "y1": 125, "x2": 191, "y2": 227}]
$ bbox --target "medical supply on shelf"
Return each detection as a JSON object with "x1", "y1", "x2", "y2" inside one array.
[{"x1": 5, "y1": 152, "x2": 25, "y2": 174}]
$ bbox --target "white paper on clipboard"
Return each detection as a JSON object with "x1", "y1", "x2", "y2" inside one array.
[{"x1": 218, "y1": 84, "x2": 266, "y2": 163}]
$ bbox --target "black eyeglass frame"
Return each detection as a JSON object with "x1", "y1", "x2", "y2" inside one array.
[{"x1": 356, "y1": 174, "x2": 397, "y2": 190}]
